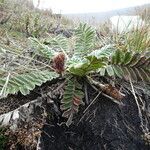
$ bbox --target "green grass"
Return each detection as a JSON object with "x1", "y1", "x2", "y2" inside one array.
[{"x1": 98, "y1": 16, "x2": 150, "y2": 53}]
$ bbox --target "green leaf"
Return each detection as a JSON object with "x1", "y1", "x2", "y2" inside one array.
[
  {"x1": 69, "y1": 58, "x2": 106, "y2": 76},
  {"x1": 112, "y1": 49, "x2": 123, "y2": 64},
  {"x1": 123, "y1": 51, "x2": 132, "y2": 65},
  {"x1": 99, "y1": 68, "x2": 106, "y2": 76},
  {"x1": 74, "y1": 23, "x2": 96, "y2": 58},
  {"x1": 126, "y1": 53, "x2": 141, "y2": 66},
  {"x1": 102, "y1": 50, "x2": 150, "y2": 83},
  {"x1": 69, "y1": 45, "x2": 115, "y2": 76},
  {"x1": 0, "y1": 70, "x2": 59, "y2": 98},
  {"x1": 19, "y1": 87, "x2": 30, "y2": 95},
  {"x1": 112, "y1": 65, "x2": 124, "y2": 78},
  {"x1": 61, "y1": 77, "x2": 84, "y2": 126},
  {"x1": 106, "y1": 65, "x2": 115, "y2": 76},
  {"x1": 30, "y1": 37, "x2": 56, "y2": 59},
  {"x1": 87, "y1": 44, "x2": 115, "y2": 60}
]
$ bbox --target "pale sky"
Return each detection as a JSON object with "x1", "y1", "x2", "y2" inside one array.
[{"x1": 33, "y1": 0, "x2": 150, "y2": 14}]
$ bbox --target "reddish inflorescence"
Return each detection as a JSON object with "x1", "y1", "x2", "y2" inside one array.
[{"x1": 52, "y1": 52, "x2": 66, "y2": 74}]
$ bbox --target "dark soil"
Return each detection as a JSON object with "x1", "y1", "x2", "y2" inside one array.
[{"x1": 40, "y1": 83, "x2": 150, "y2": 150}]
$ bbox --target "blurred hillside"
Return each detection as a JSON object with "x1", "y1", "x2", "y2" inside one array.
[
  {"x1": 65, "y1": 3, "x2": 150, "y2": 24},
  {"x1": 0, "y1": 0, "x2": 72, "y2": 40}
]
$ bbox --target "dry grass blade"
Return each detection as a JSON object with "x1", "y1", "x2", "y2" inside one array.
[{"x1": 129, "y1": 77, "x2": 146, "y2": 133}]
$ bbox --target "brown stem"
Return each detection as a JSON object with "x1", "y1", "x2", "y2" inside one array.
[{"x1": 87, "y1": 76, "x2": 125, "y2": 101}]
